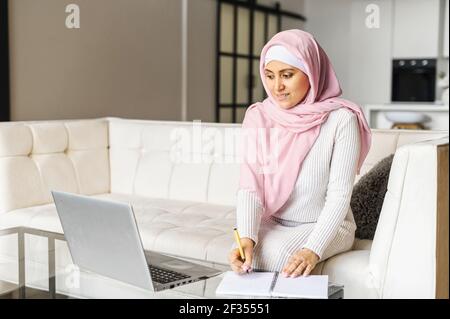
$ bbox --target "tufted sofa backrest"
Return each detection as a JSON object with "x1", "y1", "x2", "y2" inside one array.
[
  {"x1": 0, "y1": 117, "x2": 448, "y2": 214},
  {"x1": 108, "y1": 118, "x2": 449, "y2": 205},
  {"x1": 108, "y1": 118, "x2": 242, "y2": 205},
  {"x1": 0, "y1": 119, "x2": 110, "y2": 214}
]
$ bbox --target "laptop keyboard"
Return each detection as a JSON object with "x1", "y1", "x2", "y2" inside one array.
[{"x1": 149, "y1": 265, "x2": 190, "y2": 284}]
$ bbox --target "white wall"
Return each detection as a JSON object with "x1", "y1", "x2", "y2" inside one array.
[
  {"x1": 303, "y1": 0, "x2": 353, "y2": 99},
  {"x1": 348, "y1": 0, "x2": 393, "y2": 105},
  {"x1": 444, "y1": 0, "x2": 449, "y2": 57},
  {"x1": 392, "y1": 0, "x2": 441, "y2": 58}
]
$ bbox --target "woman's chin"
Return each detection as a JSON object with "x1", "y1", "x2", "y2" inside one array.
[{"x1": 278, "y1": 102, "x2": 296, "y2": 110}]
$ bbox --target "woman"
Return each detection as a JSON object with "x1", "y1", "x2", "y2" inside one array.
[{"x1": 228, "y1": 29, "x2": 371, "y2": 278}]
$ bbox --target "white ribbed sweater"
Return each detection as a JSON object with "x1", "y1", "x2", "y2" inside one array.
[{"x1": 236, "y1": 108, "x2": 361, "y2": 259}]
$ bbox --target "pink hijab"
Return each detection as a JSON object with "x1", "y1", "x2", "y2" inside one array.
[{"x1": 239, "y1": 29, "x2": 372, "y2": 216}]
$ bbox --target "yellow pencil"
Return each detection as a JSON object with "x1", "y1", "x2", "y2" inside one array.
[{"x1": 233, "y1": 228, "x2": 246, "y2": 262}]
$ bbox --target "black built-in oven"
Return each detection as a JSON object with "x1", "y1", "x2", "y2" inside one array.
[{"x1": 391, "y1": 58, "x2": 436, "y2": 102}]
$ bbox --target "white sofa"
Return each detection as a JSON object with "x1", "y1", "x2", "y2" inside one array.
[{"x1": 0, "y1": 117, "x2": 448, "y2": 298}]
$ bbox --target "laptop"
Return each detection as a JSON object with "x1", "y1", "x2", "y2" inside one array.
[{"x1": 51, "y1": 191, "x2": 222, "y2": 291}]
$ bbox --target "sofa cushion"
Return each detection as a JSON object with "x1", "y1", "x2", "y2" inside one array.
[
  {"x1": 351, "y1": 238, "x2": 373, "y2": 250},
  {"x1": 0, "y1": 124, "x2": 33, "y2": 157},
  {"x1": 350, "y1": 154, "x2": 394, "y2": 240},
  {"x1": 320, "y1": 250, "x2": 379, "y2": 298},
  {"x1": 29, "y1": 123, "x2": 68, "y2": 154}
]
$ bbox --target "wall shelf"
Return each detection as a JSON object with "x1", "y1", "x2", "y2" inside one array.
[{"x1": 365, "y1": 103, "x2": 449, "y2": 130}]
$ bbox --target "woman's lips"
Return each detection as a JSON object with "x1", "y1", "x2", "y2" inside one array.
[{"x1": 276, "y1": 93, "x2": 290, "y2": 101}]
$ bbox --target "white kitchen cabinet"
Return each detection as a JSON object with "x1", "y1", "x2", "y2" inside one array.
[{"x1": 392, "y1": 0, "x2": 441, "y2": 58}]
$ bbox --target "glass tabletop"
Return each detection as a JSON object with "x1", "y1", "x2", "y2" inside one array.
[{"x1": 0, "y1": 227, "x2": 343, "y2": 299}]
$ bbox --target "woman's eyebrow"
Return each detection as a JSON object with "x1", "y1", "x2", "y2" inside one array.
[{"x1": 264, "y1": 68, "x2": 296, "y2": 73}]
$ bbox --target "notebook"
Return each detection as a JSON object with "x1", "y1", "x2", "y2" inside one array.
[{"x1": 215, "y1": 271, "x2": 329, "y2": 299}]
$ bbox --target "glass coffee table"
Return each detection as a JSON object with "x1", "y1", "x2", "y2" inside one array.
[{"x1": 0, "y1": 227, "x2": 344, "y2": 299}]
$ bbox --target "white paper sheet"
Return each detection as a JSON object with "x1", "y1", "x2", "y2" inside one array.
[
  {"x1": 215, "y1": 271, "x2": 276, "y2": 297},
  {"x1": 271, "y1": 275, "x2": 329, "y2": 299}
]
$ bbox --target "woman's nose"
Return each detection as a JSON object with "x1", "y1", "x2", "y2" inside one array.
[{"x1": 275, "y1": 78, "x2": 284, "y2": 91}]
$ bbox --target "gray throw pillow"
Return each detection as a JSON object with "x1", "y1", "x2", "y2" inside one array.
[{"x1": 350, "y1": 154, "x2": 395, "y2": 240}]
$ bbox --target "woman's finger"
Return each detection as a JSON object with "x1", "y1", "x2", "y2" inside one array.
[
  {"x1": 303, "y1": 264, "x2": 313, "y2": 277},
  {"x1": 229, "y1": 249, "x2": 244, "y2": 269},
  {"x1": 230, "y1": 262, "x2": 246, "y2": 274},
  {"x1": 229, "y1": 249, "x2": 243, "y2": 262},
  {"x1": 231, "y1": 264, "x2": 244, "y2": 274},
  {"x1": 282, "y1": 259, "x2": 299, "y2": 276},
  {"x1": 229, "y1": 254, "x2": 246, "y2": 274},
  {"x1": 242, "y1": 246, "x2": 253, "y2": 271},
  {"x1": 291, "y1": 262, "x2": 307, "y2": 278}
]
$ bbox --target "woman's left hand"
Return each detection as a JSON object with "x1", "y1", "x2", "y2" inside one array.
[{"x1": 281, "y1": 248, "x2": 320, "y2": 277}]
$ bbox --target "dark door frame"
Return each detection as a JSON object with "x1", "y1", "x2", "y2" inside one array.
[{"x1": 0, "y1": 0, "x2": 10, "y2": 121}]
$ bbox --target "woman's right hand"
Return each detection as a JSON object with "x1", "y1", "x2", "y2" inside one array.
[{"x1": 228, "y1": 237, "x2": 255, "y2": 274}]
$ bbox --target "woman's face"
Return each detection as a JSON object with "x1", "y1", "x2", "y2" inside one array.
[{"x1": 264, "y1": 60, "x2": 310, "y2": 109}]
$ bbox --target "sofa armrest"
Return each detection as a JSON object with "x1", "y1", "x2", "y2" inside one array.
[{"x1": 369, "y1": 137, "x2": 449, "y2": 298}]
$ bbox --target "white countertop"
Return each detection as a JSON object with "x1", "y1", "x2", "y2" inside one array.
[{"x1": 364, "y1": 102, "x2": 449, "y2": 130}]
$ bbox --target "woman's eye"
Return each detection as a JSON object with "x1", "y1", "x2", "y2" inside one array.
[{"x1": 265, "y1": 74, "x2": 291, "y2": 80}]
